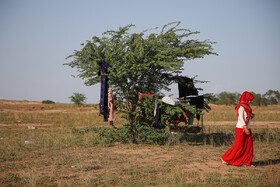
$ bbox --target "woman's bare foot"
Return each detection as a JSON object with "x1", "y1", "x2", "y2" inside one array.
[
  {"x1": 221, "y1": 158, "x2": 228, "y2": 165},
  {"x1": 245, "y1": 164, "x2": 255, "y2": 168}
]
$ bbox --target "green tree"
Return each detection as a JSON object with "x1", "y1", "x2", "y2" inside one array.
[
  {"x1": 69, "y1": 92, "x2": 87, "y2": 106},
  {"x1": 207, "y1": 94, "x2": 219, "y2": 104},
  {"x1": 250, "y1": 92, "x2": 268, "y2": 106},
  {"x1": 216, "y1": 92, "x2": 240, "y2": 105},
  {"x1": 264, "y1": 90, "x2": 280, "y2": 105},
  {"x1": 65, "y1": 22, "x2": 216, "y2": 142}
]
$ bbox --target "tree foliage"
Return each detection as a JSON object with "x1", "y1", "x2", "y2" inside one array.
[
  {"x1": 42, "y1": 100, "x2": 55, "y2": 104},
  {"x1": 264, "y1": 90, "x2": 280, "y2": 105},
  {"x1": 215, "y1": 92, "x2": 240, "y2": 105},
  {"x1": 210, "y1": 90, "x2": 280, "y2": 106},
  {"x1": 65, "y1": 22, "x2": 217, "y2": 143},
  {"x1": 69, "y1": 92, "x2": 87, "y2": 106}
]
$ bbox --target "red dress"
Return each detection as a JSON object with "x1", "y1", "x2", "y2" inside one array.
[
  {"x1": 221, "y1": 91, "x2": 255, "y2": 166},
  {"x1": 221, "y1": 128, "x2": 253, "y2": 166}
]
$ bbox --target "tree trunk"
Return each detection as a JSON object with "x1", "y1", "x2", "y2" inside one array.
[{"x1": 128, "y1": 100, "x2": 138, "y2": 143}]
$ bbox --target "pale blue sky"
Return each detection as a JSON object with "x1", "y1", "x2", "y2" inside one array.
[{"x1": 0, "y1": 0, "x2": 279, "y2": 103}]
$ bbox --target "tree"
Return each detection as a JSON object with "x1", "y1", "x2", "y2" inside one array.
[
  {"x1": 264, "y1": 90, "x2": 280, "y2": 105},
  {"x1": 208, "y1": 94, "x2": 218, "y2": 104},
  {"x1": 250, "y1": 92, "x2": 268, "y2": 106},
  {"x1": 216, "y1": 92, "x2": 240, "y2": 105},
  {"x1": 65, "y1": 22, "x2": 217, "y2": 142},
  {"x1": 69, "y1": 92, "x2": 87, "y2": 106}
]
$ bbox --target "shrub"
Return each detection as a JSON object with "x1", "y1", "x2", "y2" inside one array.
[
  {"x1": 42, "y1": 100, "x2": 55, "y2": 104},
  {"x1": 71, "y1": 125, "x2": 169, "y2": 145}
]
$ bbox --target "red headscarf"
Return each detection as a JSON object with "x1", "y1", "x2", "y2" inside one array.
[{"x1": 235, "y1": 91, "x2": 255, "y2": 125}]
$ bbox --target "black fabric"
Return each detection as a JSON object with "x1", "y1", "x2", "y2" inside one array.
[
  {"x1": 99, "y1": 61, "x2": 109, "y2": 122},
  {"x1": 177, "y1": 76, "x2": 198, "y2": 98},
  {"x1": 154, "y1": 103, "x2": 161, "y2": 123},
  {"x1": 189, "y1": 95, "x2": 204, "y2": 121},
  {"x1": 196, "y1": 114, "x2": 200, "y2": 121},
  {"x1": 189, "y1": 95, "x2": 204, "y2": 109}
]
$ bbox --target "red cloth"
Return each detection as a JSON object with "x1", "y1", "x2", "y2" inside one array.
[
  {"x1": 235, "y1": 91, "x2": 255, "y2": 125},
  {"x1": 221, "y1": 128, "x2": 253, "y2": 166},
  {"x1": 173, "y1": 110, "x2": 190, "y2": 126},
  {"x1": 134, "y1": 87, "x2": 154, "y2": 101},
  {"x1": 140, "y1": 92, "x2": 154, "y2": 100}
]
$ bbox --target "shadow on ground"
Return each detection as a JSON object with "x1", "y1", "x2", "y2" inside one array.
[{"x1": 253, "y1": 159, "x2": 280, "y2": 166}]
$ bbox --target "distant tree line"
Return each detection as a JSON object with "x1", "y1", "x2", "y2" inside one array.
[{"x1": 209, "y1": 90, "x2": 280, "y2": 106}]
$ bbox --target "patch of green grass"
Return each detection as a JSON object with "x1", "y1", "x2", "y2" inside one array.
[{"x1": 0, "y1": 173, "x2": 23, "y2": 185}]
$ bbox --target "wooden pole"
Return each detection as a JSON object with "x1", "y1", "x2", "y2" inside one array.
[{"x1": 201, "y1": 114, "x2": 204, "y2": 134}]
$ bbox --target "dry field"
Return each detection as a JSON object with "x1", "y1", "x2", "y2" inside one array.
[{"x1": 0, "y1": 100, "x2": 279, "y2": 186}]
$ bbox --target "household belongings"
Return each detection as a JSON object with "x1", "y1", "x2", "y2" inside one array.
[
  {"x1": 108, "y1": 89, "x2": 116, "y2": 125},
  {"x1": 99, "y1": 61, "x2": 109, "y2": 121},
  {"x1": 177, "y1": 76, "x2": 198, "y2": 98},
  {"x1": 155, "y1": 95, "x2": 193, "y2": 126},
  {"x1": 161, "y1": 96, "x2": 181, "y2": 106}
]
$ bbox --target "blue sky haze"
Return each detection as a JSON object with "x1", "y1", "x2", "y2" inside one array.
[{"x1": 0, "y1": 0, "x2": 279, "y2": 103}]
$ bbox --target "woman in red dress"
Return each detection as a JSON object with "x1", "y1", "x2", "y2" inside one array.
[{"x1": 221, "y1": 91, "x2": 255, "y2": 167}]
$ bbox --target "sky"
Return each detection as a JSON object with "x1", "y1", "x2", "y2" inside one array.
[{"x1": 0, "y1": 0, "x2": 279, "y2": 103}]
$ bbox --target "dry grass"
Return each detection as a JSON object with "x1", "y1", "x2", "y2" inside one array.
[
  {"x1": 203, "y1": 104, "x2": 280, "y2": 121},
  {"x1": 0, "y1": 100, "x2": 279, "y2": 186}
]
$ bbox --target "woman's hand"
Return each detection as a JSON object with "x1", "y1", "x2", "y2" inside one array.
[
  {"x1": 244, "y1": 129, "x2": 251, "y2": 136},
  {"x1": 251, "y1": 113, "x2": 255, "y2": 119},
  {"x1": 243, "y1": 126, "x2": 251, "y2": 136}
]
